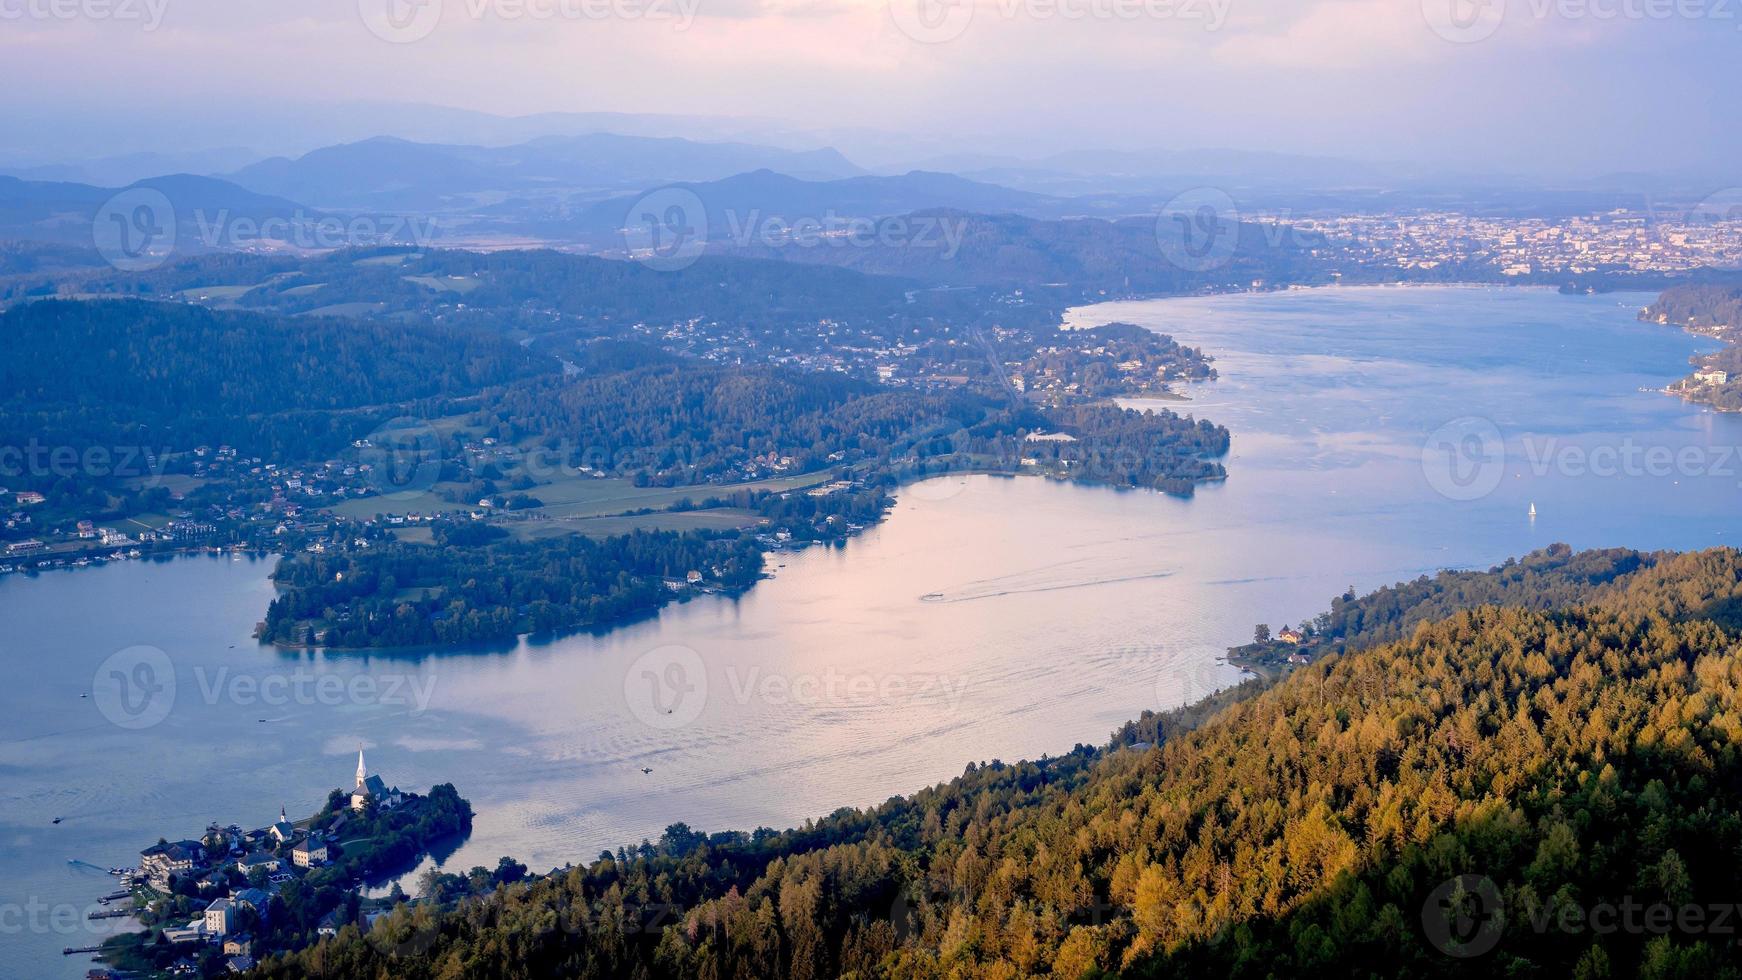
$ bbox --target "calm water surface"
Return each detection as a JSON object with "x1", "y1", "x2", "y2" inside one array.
[{"x1": 5, "y1": 286, "x2": 1739, "y2": 977}]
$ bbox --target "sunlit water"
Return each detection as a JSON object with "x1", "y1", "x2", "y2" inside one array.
[{"x1": 5, "y1": 285, "x2": 1739, "y2": 977}]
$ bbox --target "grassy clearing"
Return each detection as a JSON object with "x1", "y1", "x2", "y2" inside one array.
[
  {"x1": 405, "y1": 274, "x2": 481, "y2": 294},
  {"x1": 528, "y1": 472, "x2": 829, "y2": 519},
  {"x1": 508, "y1": 508, "x2": 765, "y2": 540}
]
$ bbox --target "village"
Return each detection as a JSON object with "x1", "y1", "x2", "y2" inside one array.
[{"x1": 78, "y1": 752, "x2": 470, "y2": 979}]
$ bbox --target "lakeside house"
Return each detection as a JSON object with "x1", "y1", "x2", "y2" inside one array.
[
  {"x1": 140, "y1": 840, "x2": 202, "y2": 888},
  {"x1": 203, "y1": 897, "x2": 234, "y2": 936},
  {"x1": 291, "y1": 837, "x2": 328, "y2": 868}
]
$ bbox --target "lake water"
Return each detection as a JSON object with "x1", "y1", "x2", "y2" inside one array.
[{"x1": 4, "y1": 285, "x2": 1739, "y2": 978}]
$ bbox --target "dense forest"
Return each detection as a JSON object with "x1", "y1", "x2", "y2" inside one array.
[
  {"x1": 262, "y1": 523, "x2": 765, "y2": 648},
  {"x1": 249, "y1": 545, "x2": 1742, "y2": 978},
  {"x1": 0, "y1": 298, "x2": 549, "y2": 461},
  {"x1": 1643, "y1": 282, "x2": 1742, "y2": 334}
]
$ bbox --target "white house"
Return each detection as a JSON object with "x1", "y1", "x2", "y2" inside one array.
[
  {"x1": 292, "y1": 838, "x2": 327, "y2": 868},
  {"x1": 204, "y1": 897, "x2": 234, "y2": 936}
]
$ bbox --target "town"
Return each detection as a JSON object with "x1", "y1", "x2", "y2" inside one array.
[{"x1": 81, "y1": 753, "x2": 471, "y2": 978}]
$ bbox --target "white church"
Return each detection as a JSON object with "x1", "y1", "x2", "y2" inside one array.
[{"x1": 350, "y1": 746, "x2": 403, "y2": 812}]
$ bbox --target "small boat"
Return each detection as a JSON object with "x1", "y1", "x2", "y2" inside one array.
[
  {"x1": 1529, "y1": 503, "x2": 1538, "y2": 519},
  {"x1": 52, "y1": 817, "x2": 62, "y2": 824},
  {"x1": 640, "y1": 767, "x2": 653, "y2": 775}
]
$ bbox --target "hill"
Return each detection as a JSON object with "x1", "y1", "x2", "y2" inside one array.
[
  {"x1": 246, "y1": 544, "x2": 1742, "y2": 978},
  {"x1": 226, "y1": 134, "x2": 865, "y2": 211},
  {"x1": 575, "y1": 169, "x2": 1063, "y2": 242}
]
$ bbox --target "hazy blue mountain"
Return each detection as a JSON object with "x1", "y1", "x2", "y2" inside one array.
[
  {"x1": 0, "y1": 147, "x2": 264, "y2": 188},
  {"x1": 0, "y1": 174, "x2": 310, "y2": 249},
  {"x1": 226, "y1": 134, "x2": 864, "y2": 211},
  {"x1": 576, "y1": 169, "x2": 1062, "y2": 241}
]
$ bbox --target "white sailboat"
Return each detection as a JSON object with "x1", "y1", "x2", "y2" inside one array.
[{"x1": 1529, "y1": 502, "x2": 1538, "y2": 520}]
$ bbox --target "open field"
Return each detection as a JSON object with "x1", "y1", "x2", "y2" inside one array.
[
  {"x1": 528, "y1": 471, "x2": 830, "y2": 519},
  {"x1": 508, "y1": 508, "x2": 765, "y2": 540}
]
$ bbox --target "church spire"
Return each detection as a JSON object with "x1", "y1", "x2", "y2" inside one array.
[{"x1": 355, "y1": 744, "x2": 367, "y2": 789}]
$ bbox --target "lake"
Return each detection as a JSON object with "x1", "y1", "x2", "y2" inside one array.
[{"x1": 4, "y1": 285, "x2": 1738, "y2": 978}]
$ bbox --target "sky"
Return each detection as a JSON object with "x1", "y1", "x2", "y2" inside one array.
[{"x1": 1, "y1": 0, "x2": 1738, "y2": 177}]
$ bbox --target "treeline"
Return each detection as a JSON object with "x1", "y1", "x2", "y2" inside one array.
[
  {"x1": 474, "y1": 341, "x2": 989, "y2": 486},
  {"x1": 1017, "y1": 403, "x2": 1229, "y2": 494},
  {"x1": 248, "y1": 546, "x2": 1742, "y2": 979},
  {"x1": 0, "y1": 298, "x2": 550, "y2": 462},
  {"x1": 1644, "y1": 282, "x2": 1742, "y2": 332},
  {"x1": 262, "y1": 523, "x2": 764, "y2": 648}
]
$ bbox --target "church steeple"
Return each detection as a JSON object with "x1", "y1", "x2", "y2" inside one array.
[{"x1": 355, "y1": 744, "x2": 367, "y2": 789}]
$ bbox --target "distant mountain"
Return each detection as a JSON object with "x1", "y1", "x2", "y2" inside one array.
[
  {"x1": 718, "y1": 208, "x2": 1323, "y2": 292},
  {"x1": 0, "y1": 147, "x2": 264, "y2": 188},
  {"x1": 0, "y1": 174, "x2": 311, "y2": 253},
  {"x1": 577, "y1": 169, "x2": 1061, "y2": 243},
  {"x1": 225, "y1": 134, "x2": 865, "y2": 211}
]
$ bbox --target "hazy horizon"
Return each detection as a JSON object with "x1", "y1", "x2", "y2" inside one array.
[{"x1": 2, "y1": 0, "x2": 1738, "y2": 181}]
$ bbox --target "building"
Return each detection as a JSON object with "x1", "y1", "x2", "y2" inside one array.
[
  {"x1": 141, "y1": 840, "x2": 201, "y2": 888},
  {"x1": 233, "y1": 888, "x2": 270, "y2": 920},
  {"x1": 222, "y1": 934, "x2": 253, "y2": 957},
  {"x1": 238, "y1": 852, "x2": 281, "y2": 876},
  {"x1": 1696, "y1": 367, "x2": 1730, "y2": 386},
  {"x1": 350, "y1": 746, "x2": 402, "y2": 811},
  {"x1": 269, "y1": 806, "x2": 296, "y2": 844},
  {"x1": 1277, "y1": 628, "x2": 1304, "y2": 645},
  {"x1": 291, "y1": 838, "x2": 327, "y2": 868},
  {"x1": 204, "y1": 897, "x2": 234, "y2": 936}
]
